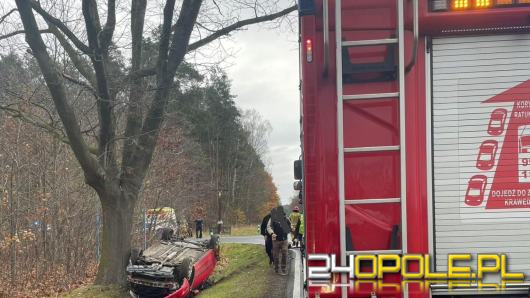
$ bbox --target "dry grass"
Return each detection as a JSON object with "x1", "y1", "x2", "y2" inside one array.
[{"x1": 229, "y1": 225, "x2": 259, "y2": 236}]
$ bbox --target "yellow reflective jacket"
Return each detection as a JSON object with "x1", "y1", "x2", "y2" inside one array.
[{"x1": 289, "y1": 212, "x2": 301, "y2": 231}]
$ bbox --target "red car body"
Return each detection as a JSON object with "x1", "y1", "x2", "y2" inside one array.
[
  {"x1": 165, "y1": 279, "x2": 190, "y2": 298},
  {"x1": 164, "y1": 250, "x2": 217, "y2": 298},
  {"x1": 465, "y1": 175, "x2": 488, "y2": 206},
  {"x1": 476, "y1": 140, "x2": 498, "y2": 170},
  {"x1": 488, "y1": 108, "x2": 508, "y2": 136}
]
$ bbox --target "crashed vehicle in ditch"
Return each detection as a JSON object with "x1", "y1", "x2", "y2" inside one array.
[{"x1": 127, "y1": 230, "x2": 220, "y2": 298}]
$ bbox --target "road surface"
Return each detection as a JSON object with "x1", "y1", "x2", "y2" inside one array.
[{"x1": 221, "y1": 235, "x2": 264, "y2": 245}]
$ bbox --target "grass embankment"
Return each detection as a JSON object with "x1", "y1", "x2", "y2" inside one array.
[
  {"x1": 199, "y1": 243, "x2": 269, "y2": 298},
  {"x1": 60, "y1": 285, "x2": 126, "y2": 298},
  {"x1": 229, "y1": 225, "x2": 259, "y2": 236}
]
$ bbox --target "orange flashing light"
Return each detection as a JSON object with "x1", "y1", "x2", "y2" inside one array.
[
  {"x1": 452, "y1": 0, "x2": 469, "y2": 9},
  {"x1": 495, "y1": 0, "x2": 513, "y2": 4},
  {"x1": 475, "y1": 0, "x2": 492, "y2": 7}
]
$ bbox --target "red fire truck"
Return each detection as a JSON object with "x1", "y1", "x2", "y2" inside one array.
[{"x1": 297, "y1": 0, "x2": 530, "y2": 297}]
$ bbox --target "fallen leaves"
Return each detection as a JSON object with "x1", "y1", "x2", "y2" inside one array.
[{"x1": 0, "y1": 262, "x2": 98, "y2": 298}]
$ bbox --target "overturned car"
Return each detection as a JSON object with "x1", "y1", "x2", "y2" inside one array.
[{"x1": 127, "y1": 232, "x2": 220, "y2": 298}]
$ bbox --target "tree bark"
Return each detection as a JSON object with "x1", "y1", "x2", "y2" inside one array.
[{"x1": 95, "y1": 186, "x2": 136, "y2": 285}]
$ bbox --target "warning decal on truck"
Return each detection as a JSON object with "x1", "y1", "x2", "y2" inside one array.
[{"x1": 474, "y1": 80, "x2": 530, "y2": 210}]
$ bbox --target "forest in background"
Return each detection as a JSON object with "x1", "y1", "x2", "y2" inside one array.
[{"x1": 0, "y1": 52, "x2": 280, "y2": 296}]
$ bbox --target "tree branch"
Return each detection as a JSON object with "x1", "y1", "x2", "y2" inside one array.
[
  {"x1": 82, "y1": 0, "x2": 117, "y2": 170},
  {"x1": 30, "y1": 0, "x2": 91, "y2": 55},
  {"x1": 0, "y1": 8, "x2": 17, "y2": 25},
  {"x1": 122, "y1": 0, "x2": 147, "y2": 172},
  {"x1": 121, "y1": 0, "x2": 176, "y2": 185},
  {"x1": 167, "y1": 0, "x2": 203, "y2": 75},
  {"x1": 0, "y1": 104, "x2": 99, "y2": 155},
  {"x1": 61, "y1": 72, "x2": 96, "y2": 95},
  {"x1": 99, "y1": 0, "x2": 116, "y2": 49},
  {"x1": 188, "y1": 4, "x2": 297, "y2": 51},
  {"x1": 15, "y1": 0, "x2": 104, "y2": 190},
  {"x1": 126, "y1": 0, "x2": 202, "y2": 186},
  {"x1": 127, "y1": 67, "x2": 156, "y2": 80},
  {"x1": 0, "y1": 29, "x2": 50, "y2": 41},
  {"x1": 48, "y1": 25, "x2": 95, "y2": 86},
  {"x1": 125, "y1": 4, "x2": 298, "y2": 81}
]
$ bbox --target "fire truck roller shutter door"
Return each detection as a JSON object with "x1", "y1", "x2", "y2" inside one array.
[{"x1": 431, "y1": 33, "x2": 530, "y2": 283}]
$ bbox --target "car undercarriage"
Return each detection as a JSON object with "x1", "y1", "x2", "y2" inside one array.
[{"x1": 127, "y1": 234, "x2": 219, "y2": 298}]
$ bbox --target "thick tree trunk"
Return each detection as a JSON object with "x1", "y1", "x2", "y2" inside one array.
[{"x1": 95, "y1": 186, "x2": 137, "y2": 285}]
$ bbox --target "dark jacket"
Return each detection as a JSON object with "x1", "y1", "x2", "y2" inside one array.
[
  {"x1": 267, "y1": 217, "x2": 291, "y2": 241},
  {"x1": 260, "y1": 214, "x2": 271, "y2": 236},
  {"x1": 195, "y1": 219, "x2": 203, "y2": 229}
]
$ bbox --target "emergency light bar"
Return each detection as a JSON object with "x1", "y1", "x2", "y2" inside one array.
[{"x1": 431, "y1": 0, "x2": 530, "y2": 11}]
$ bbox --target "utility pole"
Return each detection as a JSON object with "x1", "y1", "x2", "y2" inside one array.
[
  {"x1": 9, "y1": 164, "x2": 15, "y2": 287},
  {"x1": 217, "y1": 191, "x2": 223, "y2": 234}
]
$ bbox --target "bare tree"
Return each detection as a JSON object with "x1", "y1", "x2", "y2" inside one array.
[{"x1": 3, "y1": 0, "x2": 296, "y2": 285}]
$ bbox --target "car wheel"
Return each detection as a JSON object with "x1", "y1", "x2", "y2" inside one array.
[
  {"x1": 130, "y1": 248, "x2": 141, "y2": 265},
  {"x1": 159, "y1": 227, "x2": 174, "y2": 241},
  {"x1": 176, "y1": 258, "x2": 194, "y2": 284},
  {"x1": 208, "y1": 234, "x2": 220, "y2": 249},
  {"x1": 208, "y1": 235, "x2": 221, "y2": 259}
]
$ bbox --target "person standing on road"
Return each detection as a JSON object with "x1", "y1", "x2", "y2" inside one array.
[
  {"x1": 289, "y1": 206, "x2": 301, "y2": 247},
  {"x1": 260, "y1": 213, "x2": 273, "y2": 265},
  {"x1": 267, "y1": 206, "x2": 291, "y2": 275},
  {"x1": 296, "y1": 213, "x2": 304, "y2": 255},
  {"x1": 194, "y1": 217, "x2": 203, "y2": 239}
]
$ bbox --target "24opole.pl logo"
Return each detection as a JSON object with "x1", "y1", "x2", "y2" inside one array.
[{"x1": 307, "y1": 253, "x2": 524, "y2": 293}]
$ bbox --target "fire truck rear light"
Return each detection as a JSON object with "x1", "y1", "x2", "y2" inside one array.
[
  {"x1": 306, "y1": 39, "x2": 313, "y2": 63},
  {"x1": 432, "y1": 0, "x2": 449, "y2": 10},
  {"x1": 475, "y1": 0, "x2": 492, "y2": 7},
  {"x1": 452, "y1": 0, "x2": 470, "y2": 9}
]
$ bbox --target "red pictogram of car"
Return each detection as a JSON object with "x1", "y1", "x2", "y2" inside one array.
[
  {"x1": 487, "y1": 108, "x2": 507, "y2": 136},
  {"x1": 520, "y1": 128, "x2": 530, "y2": 153},
  {"x1": 476, "y1": 140, "x2": 498, "y2": 170},
  {"x1": 465, "y1": 175, "x2": 488, "y2": 206}
]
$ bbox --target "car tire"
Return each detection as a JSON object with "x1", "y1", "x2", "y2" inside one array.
[
  {"x1": 208, "y1": 234, "x2": 220, "y2": 249},
  {"x1": 176, "y1": 258, "x2": 194, "y2": 284},
  {"x1": 159, "y1": 227, "x2": 173, "y2": 241},
  {"x1": 208, "y1": 234, "x2": 221, "y2": 259},
  {"x1": 130, "y1": 248, "x2": 141, "y2": 265}
]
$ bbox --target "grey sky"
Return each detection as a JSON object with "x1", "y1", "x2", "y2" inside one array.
[{"x1": 225, "y1": 25, "x2": 300, "y2": 205}]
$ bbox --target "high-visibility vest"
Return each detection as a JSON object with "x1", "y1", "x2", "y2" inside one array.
[
  {"x1": 289, "y1": 212, "x2": 301, "y2": 228},
  {"x1": 299, "y1": 215, "x2": 304, "y2": 235}
]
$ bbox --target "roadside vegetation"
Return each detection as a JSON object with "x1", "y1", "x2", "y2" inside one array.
[
  {"x1": 0, "y1": 56, "x2": 280, "y2": 297},
  {"x1": 230, "y1": 225, "x2": 260, "y2": 236},
  {"x1": 200, "y1": 243, "x2": 270, "y2": 298},
  {"x1": 60, "y1": 285, "x2": 126, "y2": 298}
]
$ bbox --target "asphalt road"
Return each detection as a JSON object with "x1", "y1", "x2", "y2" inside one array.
[{"x1": 220, "y1": 235, "x2": 264, "y2": 245}]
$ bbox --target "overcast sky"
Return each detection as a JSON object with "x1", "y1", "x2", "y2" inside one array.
[{"x1": 224, "y1": 24, "x2": 300, "y2": 205}]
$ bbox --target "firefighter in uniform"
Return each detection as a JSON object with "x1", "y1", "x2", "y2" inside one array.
[{"x1": 289, "y1": 206, "x2": 301, "y2": 247}]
